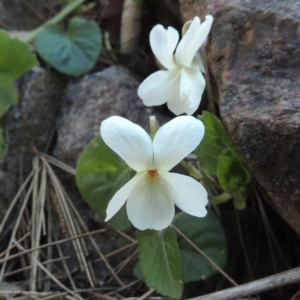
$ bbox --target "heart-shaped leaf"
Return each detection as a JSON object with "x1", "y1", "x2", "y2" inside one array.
[
  {"x1": 76, "y1": 136, "x2": 134, "y2": 230},
  {"x1": 173, "y1": 211, "x2": 227, "y2": 282},
  {"x1": 35, "y1": 17, "x2": 102, "y2": 76}
]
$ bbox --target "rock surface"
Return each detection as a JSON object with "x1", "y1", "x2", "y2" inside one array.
[
  {"x1": 55, "y1": 65, "x2": 170, "y2": 166},
  {"x1": 180, "y1": 0, "x2": 300, "y2": 233},
  {"x1": 0, "y1": 0, "x2": 59, "y2": 30},
  {"x1": 0, "y1": 67, "x2": 66, "y2": 213}
]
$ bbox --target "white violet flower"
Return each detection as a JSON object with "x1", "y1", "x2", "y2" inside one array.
[
  {"x1": 138, "y1": 15, "x2": 213, "y2": 116},
  {"x1": 101, "y1": 115, "x2": 208, "y2": 230}
]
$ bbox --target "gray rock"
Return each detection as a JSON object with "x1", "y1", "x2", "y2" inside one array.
[
  {"x1": 55, "y1": 65, "x2": 170, "y2": 166},
  {"x1": 180, "y1": 0, "x2": 300, "y2": 233},
  {"x1": 0, "y1": 0, "x2": 59, "y2": 30},
  {"x1": 0, "y1": 67, "x2": 67, "y2": 210}
]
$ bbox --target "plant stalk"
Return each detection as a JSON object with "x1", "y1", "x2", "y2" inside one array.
[{"x1": 24, "y1": 0, "x2": 87, "y2": 43}]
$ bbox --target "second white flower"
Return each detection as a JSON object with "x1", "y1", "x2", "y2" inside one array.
[{"x1": 138, "y1": 15, "x2": 213, "y2": 116}]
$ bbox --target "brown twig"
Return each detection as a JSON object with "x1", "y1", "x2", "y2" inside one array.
[
  {"x1": 137, "y1": 288, "x2": 156, "y2": 300},
  {"x1": 171, "y1": 224, "x2": 238, "y2": 287},
  {"x1": 189, "y1": 266, "x2": 300, "y2": 300},
  {"x1": 13, "y1": 240, "x2": 85, "y2": 300},
  {"x1": 0, "y1": 229, "x2": 105, "y2": 264}
]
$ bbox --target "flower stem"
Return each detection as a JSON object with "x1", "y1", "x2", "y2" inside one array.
[
  {"x1": 211, "y1": 192, "x2": 232, "y2": 204},
  {"x1": 180, "y1": 160, "x2": 203, "y2": 180},
  {"x1": 24, "y1": 0, "x2": 87, "y2": 43},
  {"x1": 149, "y1": 116, "x2": 160, "y2": 140},
  {"x1": 180, "y1": 160, "x2": 223, "y2": 189}
]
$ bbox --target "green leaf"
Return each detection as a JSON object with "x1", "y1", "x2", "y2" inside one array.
[
  {"x1": 0, "y1": 31, "x2": 38, "y2": 118},
  {"x1": 217, "y1": 155, "x2": 253, "y2": 195},
  {"x1": 35, "y1": 17, "x2": 102, "y2": 76},
  {"x1": 0, "y1": 78, "x2": 17, "y2": 117},
  {"x1": 137, "y1": 228, "x2": 183, "y2": 299},
  {"x1": 173, "y1": 211, "x2": 227, "y2": 283},
  {"x1": 76, "y1": 136, "x2": 134, "y2": 230},
  {"x1": 195, "y1": 111, "x2": 242, "y2": 175},
  {"x1": 233, "y1": 194, "x2": 247, "y2": 210},
  {"x1": 0, "y1": 31, "x2": 38, "y2": 80},
  {"x1": 133, "y1": 262, "x2": 144, "y2": 280}
]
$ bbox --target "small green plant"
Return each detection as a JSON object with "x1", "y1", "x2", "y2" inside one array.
[
  {"x1": 76, "y1": 115, "x2": 233, "y2": 298},
  {"x1": 0, "y1": 31, "x2": 38, "y2": 156},
  {"x1": 74, "y1": 13, "x2": 255, "y2": 298},
  {"x1": 35, "y1": 17, "x2": 102, "y2": 77},
  {"x1": 195, "y1": 111, "x2": 253, "y2": 209}
]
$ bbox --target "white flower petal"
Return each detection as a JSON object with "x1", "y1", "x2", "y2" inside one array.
[
  {"x1": 166, "y1": 91, "x2": 190, "y2": 115},
  {"x1": 175, "y1": 15, "x2": 213, "y2": 68},
  {"x1": 159, "y1": 172, "x2": 208, "y2": 217},
  {"x1": 153, "y1": 116, "x2": 205, "y2": 171},
  {"x1": 138, "y1": 68, "x2": 181, "y2": 107},
  {"x1": 150, "y1": 24, "x2": 179, "y2": 70},
  {"x1": 101, "y1": 116, "x2": 153, "y2": 172},
  {"x1": 182, "y1": 20, "x2": 193, "y2": 36},
  {"x1": 105, "y1": 173, "x2": 145, "y2": 221},
  {"x1": 192, "y1": 52, "x2": 205, "y2": 73},
  {"x1": 127, "y1": 174, "x2": 175, "y2": 230},
  {"x1": 180, "y1": 67, "x2": 205, "y2": 115}
]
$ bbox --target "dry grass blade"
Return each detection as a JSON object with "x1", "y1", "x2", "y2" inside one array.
[
  {"x1": 45, "y1": 197, "x2": 52, "y2": 292},
  {"x1": 42, "y1": 157, "x2": 95, "y2": 287},
  {"x1": 0, "y1": 291, "x2": 68, "y2": 300},
  {"x1": 106, "y1": 248, "x2": 138, "y2": 284},
  {"x1": 255, "y1": 188, "x2": 290, "y2": 268},
  {"x1": 0, "y1": 232, "x2": 31, "y2": 258},
  {"x1": 116, "y1": 230, "x2": 136, "y2": 243},
  {"x1": 95, "y1": 241, "x2": 137, "y2": 263},
  {"x1": 65, "y1": 194, "x2": 126, "y2": 287},
  {"x1": 137, "y1": 288, "x2": 156, "y2": 300},
  {"x1": 52, "y1": 229, "x2": 77, "y2": 290},
  {"x1": 3, "y1": 256, "x2": 70, "y2": 278},
  {"x1": 31, "y1": 157, "x2": 47, "y2": 291},
  {"x1": 1, "y1": 150, "x2": 139, "y2": 297},
  {"x1": 0, "y1": 229, "x2": 105, "y2": 264},
  {"x1": 0, "y1": 167, "x2": 37, "y2": 282},
  {"x1": 234, "y1": 208, "x2": 255, "y2": 281},
  {"x1": 104, "y1": 279, "x2": 140, "y2": 297},
  {"x1": 41, "y1": 153, "x2": 130, "y2": 288},
  {"x1": 171, "y1": 224, "x2": 238, "y2": 287},
  {"x1": 12, "y1": 240, "x2": 85, "y2": 300},
  {"x1": 0, "y1": 169, "x2": 35, "y2": 234},
  {"x1": 40, "y1": 153, "x2": 75, "y2": 175},
  {"x1": 120, "y1": 0, "x2": 141, "y2": 54}
]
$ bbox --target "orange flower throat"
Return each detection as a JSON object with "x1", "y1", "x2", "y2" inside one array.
[{"x1": 148, "y1": 170, "x2": 157, "y2": 180}]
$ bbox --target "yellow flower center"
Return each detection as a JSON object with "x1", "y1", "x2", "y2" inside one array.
[{"x1": 148, "y1": 170, "x2": 157, "y2": 180}]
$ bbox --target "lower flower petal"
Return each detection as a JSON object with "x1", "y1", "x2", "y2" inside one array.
[
  {"x1": 126, "y1": 174, "x2": 175, "y2": 230},
  {"x1": 138, "y1": 68, "x2": 181, "y2": 107},
  {"x1": 167, "y1": 91, "x2": 190, "y2": 116},
  {"x1": 180, "y1": 67, "x2": 205, "y2": 115},
  {"x1": 105, "y1": 173, "x2": 145, "y2": 221},
  {"x1": 159, "y1": 171, "x2": 208, "y2": 217}
]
